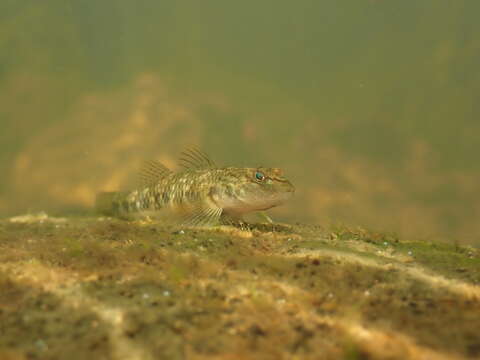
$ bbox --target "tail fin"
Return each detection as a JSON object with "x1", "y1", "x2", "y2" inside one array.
[{"x1": 95, "y1": 191, "x2": 119, "y2": 216}]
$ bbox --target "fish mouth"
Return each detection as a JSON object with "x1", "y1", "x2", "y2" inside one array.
[
  {"x1": 259, "y1": 189, "x2": 294, "y2": 207},
  {"x1": 277, "y1": 190, "x2": 294, "y2": 203},
  {"x1": 281, "y1": 180, "x2": 295, "y2": 194}
]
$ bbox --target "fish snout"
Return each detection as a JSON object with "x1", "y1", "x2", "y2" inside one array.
[{"x1": 283, "y1": 179, "x2": 295, "y2": 194}]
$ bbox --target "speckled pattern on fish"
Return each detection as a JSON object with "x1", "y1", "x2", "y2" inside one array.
[{"x1": 96, "y1": 149, "x2": 295, "y2": 225}]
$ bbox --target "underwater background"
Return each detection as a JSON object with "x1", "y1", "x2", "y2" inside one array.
[{"x1": 1, "y1": 0, "x2": 479, "y2": 244}]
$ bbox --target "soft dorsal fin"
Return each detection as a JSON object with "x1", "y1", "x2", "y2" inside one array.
[
  {"x1": 179, "y1": 148, "x2": 216, "y2": 170},
  {"x1": 139, "y1": 160, "x2": 172, "y2": 188}
]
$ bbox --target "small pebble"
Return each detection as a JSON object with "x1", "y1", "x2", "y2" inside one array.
[
  {"x1": 142, "y1": 293, "x2": 150, "y2": 299},
  {"x1": 163, "y1": 290, "x2": 171, "y2": 297},
  {"x1": 35, "y1": 339, "x2": 48, "y2": 351}
]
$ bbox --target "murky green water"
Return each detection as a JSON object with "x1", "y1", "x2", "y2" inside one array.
[{"x1": 1, "y1": 0, "x2": 479, "y2": 244}]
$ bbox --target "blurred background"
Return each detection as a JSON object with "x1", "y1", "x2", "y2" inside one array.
[{"x1": 1, "y1": 0, "x2": 479, "y2": 244}]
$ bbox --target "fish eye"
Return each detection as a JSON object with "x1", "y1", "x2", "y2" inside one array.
[{"x1": 255, "y1": 171, "x2": 265, "y2": 181}]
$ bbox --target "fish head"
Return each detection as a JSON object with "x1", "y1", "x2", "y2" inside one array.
[{"x1": 214, "y1": 167, "x2": 295, "y2": 216}]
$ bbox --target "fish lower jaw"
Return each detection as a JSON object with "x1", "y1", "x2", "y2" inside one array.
[{"x1": 221, "y1": 203, "x2": 278, "y2": 218}]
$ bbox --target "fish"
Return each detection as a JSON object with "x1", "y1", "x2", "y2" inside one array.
[{"x1": 95, "y1": 149, "x2": 295, "y2": 226}]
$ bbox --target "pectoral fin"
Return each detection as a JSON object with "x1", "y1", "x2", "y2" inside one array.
[{"x1": 182, "y1": 203, "x2": 223, "y2": 226}]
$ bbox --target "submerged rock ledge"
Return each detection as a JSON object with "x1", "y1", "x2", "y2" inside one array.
[{"x1": 0, "y1": 216, "x2": 479, "y2": 360}]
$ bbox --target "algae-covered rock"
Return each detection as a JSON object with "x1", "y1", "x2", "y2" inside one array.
[{"x1": 0, "y1": 217, "x2": 479, "y2": 360}]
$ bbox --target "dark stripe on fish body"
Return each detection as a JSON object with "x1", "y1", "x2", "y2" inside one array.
[
  {"x1": 162, "y1": 192, "x2": 170, "y2": 204},
  {"x1": 153, "y1": 192, "x2": 161, "y2": 209},
  {"x1": 122, "y1": 199, "x2": 130, "y2": 212},
  {"x1": 112, "y1": 201, "x2": 120, "y2": 214}
]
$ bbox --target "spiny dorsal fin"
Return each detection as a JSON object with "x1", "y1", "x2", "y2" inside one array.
[
  {"x1": 179, "y1": 148, "x2": 216, "y2": 170},
  {"x1": 139, "y1": 160, "x2": 172, "y2": 188}
]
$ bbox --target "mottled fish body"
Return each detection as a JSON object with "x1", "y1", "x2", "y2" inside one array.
[{"x1": 96, "y1": 149, "x2": 295, "y2": 225}]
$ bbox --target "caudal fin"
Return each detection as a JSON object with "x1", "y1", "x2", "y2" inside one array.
[{"x1": 95, "y1": 191, "x2": 119, "y2": 216}]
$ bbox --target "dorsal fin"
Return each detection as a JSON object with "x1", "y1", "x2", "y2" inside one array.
[
  {"x1": 179, "y1": 148, "x2": 216, "y2": 170},
  {"x1": 139, "y1": 160, "x2": 172, "y2": 188}
]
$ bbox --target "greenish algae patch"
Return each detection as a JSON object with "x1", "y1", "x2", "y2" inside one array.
[{"x1": 0, "y1": 217, "x2": 479, "y2": 360}]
